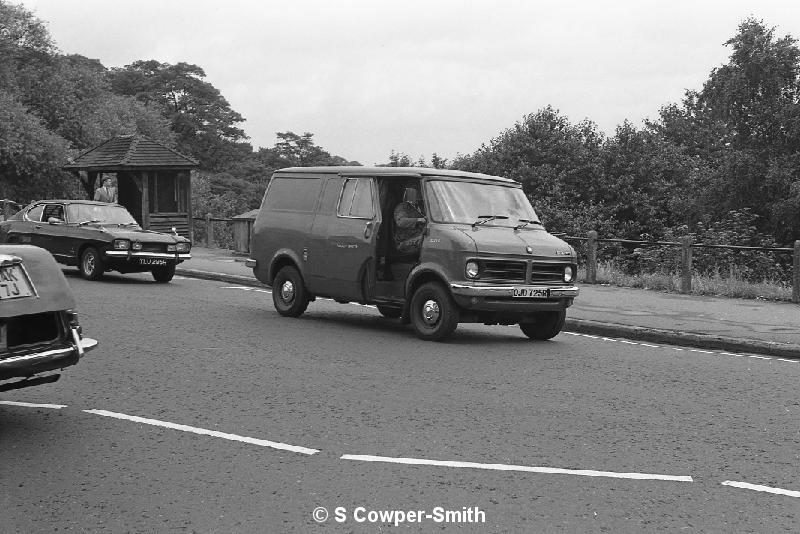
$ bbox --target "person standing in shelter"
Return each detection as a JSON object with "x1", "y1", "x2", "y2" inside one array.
[{"x1": 94, "y1": 175, "x2": 118, "y2": 203}]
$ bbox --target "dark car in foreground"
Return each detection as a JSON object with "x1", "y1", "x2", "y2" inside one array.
[
  {"x1": 1, "y1": 244, "x2": 97, "y2": 392},
  {"x1": 0, "y1": 200, "x2": 191, "y2": 282}
]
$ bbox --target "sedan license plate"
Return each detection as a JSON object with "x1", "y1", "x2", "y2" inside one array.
[
  {"x1": 138, "y1": 258, "x2": 167, "y2": 266},
  {"x1": 0, "y1": 265, "x2": 36, "y2": 300},
  {"x1": 512, "y1": 287, "x2": 549, "y2": 298}
]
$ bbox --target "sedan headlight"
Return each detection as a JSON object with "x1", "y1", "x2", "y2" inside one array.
[
  {"x1": 563, "y1": 265, "x2": 575, "y2": 283},
  {"x1": 465, "y1": 260, "x2": 480, "y2": 279},
  {"x1": 176, "y1": 242, "x2": 190, "y2": 253},
  {"x1": 112, "y1": 239, "x2": 130, "y2": 250},
  {"x1": 166, "y1": 244, "x2": 176, "y2": 252}
]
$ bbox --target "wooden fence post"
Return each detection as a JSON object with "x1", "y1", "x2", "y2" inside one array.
[
  {"x1": 205, "y1": 213, "x2": 214, "y2": 248},
  {"x1": 586, "y1": 230, "x2": 598, "y2": 284},
  {"x1": 793, "y1": 240, "x2": 800, "y2": 304},
  {"x1": 681, "y1": 236, "x2": 693, "y2": 294}
]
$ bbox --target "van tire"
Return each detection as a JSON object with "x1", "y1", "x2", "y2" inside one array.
[
  {"x1": 519, "y1": 310, "x2": 566, "y2": 340},
  {"x1": 79, "y1": 246, "x2": 105, "y2": 281},
  {"x1": 272, "y1": 266, "x2": 310, "y2": 317},
  {"x1": 409, "y1": 282, "x2": 459, "y2": 341}
]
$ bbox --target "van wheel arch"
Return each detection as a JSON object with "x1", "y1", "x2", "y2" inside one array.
[
  {"x1": 270, "y1": 256, "x2": 301, "y2": 285},
  {"x1": 403, "y1": 271, "x2": 452, "y2": 320}
]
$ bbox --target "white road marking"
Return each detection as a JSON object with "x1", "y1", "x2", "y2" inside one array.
[
  {"x1": 341, "y1": 454, "x2": 693, "y2": 482},
  {"x1": 220, "y1": 286, "x2": 271, "y2": 293},
  {"x1": 777, "y1": 358, "x2": 798, "y2": 363},
  {"x1": 0, "y1": 400, "x2": 66, "y2": 409},
  {"x1": 721, "y1": 480, "x2": 800, "y2": 498},
  {"x1": 84, "y1": 409, "x2": 319, "y2": 455},
  {"x1": 747, "y1": 355, "x2": 771, "y2": 360},
  {"x1": 690, "y1": 349, "x2": 715, "y2": 354}
]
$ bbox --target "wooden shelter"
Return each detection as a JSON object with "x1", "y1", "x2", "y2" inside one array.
[{"x1": 63, "y1": 135, "x2": 199, "y2": 238}]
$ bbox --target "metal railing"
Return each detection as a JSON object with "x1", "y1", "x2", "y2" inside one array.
[{"x1": 557, "y1": 231, "x2": 799, "y2": 303}]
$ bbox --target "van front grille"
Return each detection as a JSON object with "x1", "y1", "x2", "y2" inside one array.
[
  {"x1": 531, "y1": 263, "x2": 566, "y2": 283},
  {"x1": 480, "y1": 260, "x2": 526, "y2": 282}
]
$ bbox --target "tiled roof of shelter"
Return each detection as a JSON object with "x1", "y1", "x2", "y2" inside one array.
[{"x1": 63, "y1": 135, "x2": 199, "y2": 170}]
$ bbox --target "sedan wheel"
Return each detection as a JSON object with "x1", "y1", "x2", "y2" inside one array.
[
  {"x1": 79, "y1": 247, "x2": 105, "y2": 281},
  {"x1": 152, "y1": 264, "x2": 176, "y2": 283}
]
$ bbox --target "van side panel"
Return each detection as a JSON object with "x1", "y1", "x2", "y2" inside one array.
[
  {"x1": 251, "y1": 175, "x2": 323, "y2": 285},
  {"x1": 305, "y1": 176, "x2": 343, "y2": 294}
]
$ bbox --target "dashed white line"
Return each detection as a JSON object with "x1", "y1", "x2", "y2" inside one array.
[
  {"x1": 721, "y1": 480, "x2": 800, "y2": 498},
  {"x1": 0, "y1": 400, "x2": 66, "y2": 409},
  {"x1": 84, "y1": 409, "x2": 319, "y2": 455},
  {"x1": 341, "y1": 454, "x2": 693, "y2": 482}
]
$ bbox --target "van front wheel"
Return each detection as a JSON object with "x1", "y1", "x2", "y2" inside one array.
[
  {"x1": 409, "y1": 282, "x2": 459, "y2": 341},
  {"x1": 272, "y1": 266, "x2": 310, "y2": 317},
  {"x1": 519, "y1": 310, "x2": 566, "y2": 340}
]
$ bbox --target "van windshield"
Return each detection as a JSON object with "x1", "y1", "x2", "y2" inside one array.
[{"x1": 424, "y1": 180, "x2": 540, "y2": 225}]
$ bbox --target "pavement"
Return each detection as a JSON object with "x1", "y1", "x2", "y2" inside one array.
[{"x1": 177, "y1": 247, "x2": 800, "y2": 359}]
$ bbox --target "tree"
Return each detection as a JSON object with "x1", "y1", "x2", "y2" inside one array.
[
  {"x1": 0, "y1": 92, "x2": 75, "y2": 202},
  {"x1": 108, "y1": 60, "x2": 248, "y2": 170}
]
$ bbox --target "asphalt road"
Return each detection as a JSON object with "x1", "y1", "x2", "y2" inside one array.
[{"x1": 2, "y1": 271, "x2": 798, "y2": 533}]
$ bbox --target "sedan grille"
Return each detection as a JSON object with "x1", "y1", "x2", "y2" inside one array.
[{"x1": 136, "y1": 243, "x2": 168, "y2": 253}]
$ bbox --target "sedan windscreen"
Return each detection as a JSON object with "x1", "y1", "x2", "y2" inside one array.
[{"x1": 66, "y1": 204, "x2": 138, "y2": 225}]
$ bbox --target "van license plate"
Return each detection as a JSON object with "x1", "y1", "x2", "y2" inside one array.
[
  {"x1": 512, "y1": 287, "x2": 548, "y2": 298},
  {"x1": 0, "y1": 265, "x2": 35, "y2": 300},
  {"x1": 138, "y1": 258, "x2": 167, "y2": 266}
]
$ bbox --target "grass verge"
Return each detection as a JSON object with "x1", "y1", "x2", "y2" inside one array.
[{"x1": 578, "y1": 262, "x2": 793, "y2": 301}]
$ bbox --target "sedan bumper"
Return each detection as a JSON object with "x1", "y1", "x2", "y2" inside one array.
[
  {"x1": 0, "y1": 330, "x2": 98, "y2": 381},
  {"x1": 105, "y1": 251, "x2": 191, "y2": 260}
]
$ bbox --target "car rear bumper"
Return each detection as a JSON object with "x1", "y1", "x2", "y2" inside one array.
[{"x1": 0, "y1": 333, "x2": 98, "y2": 380}]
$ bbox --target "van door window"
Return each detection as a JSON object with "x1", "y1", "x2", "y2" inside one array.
[{"x1": 338, "y1": 178, "x2": 374, "y2": 219}]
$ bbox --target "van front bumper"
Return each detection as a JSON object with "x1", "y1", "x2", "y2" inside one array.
[{"x1": 450, "y1": 283, "x2": 579, "y2": 312}]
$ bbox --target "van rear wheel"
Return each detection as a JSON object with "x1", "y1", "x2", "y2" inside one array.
[
  {"x1": 519, "y1": 310, "x2": 566, "y2": 340},
  {"x1": 409, "y1": 282, "x2": 459, "y2": 341},
  {"x1": 272, "y1": 266, "x2": 309, "y2": 317}
]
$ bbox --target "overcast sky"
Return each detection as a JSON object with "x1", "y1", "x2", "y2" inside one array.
[{"x1": 14, "y1": 0, "x2": 800, "y2": 165}]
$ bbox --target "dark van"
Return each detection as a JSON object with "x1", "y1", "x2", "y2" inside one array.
[{"x1": 246, "y1": 167, "x2": 579, "y2": 341}]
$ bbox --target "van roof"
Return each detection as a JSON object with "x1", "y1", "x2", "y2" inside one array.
[{"x1": 275, "y1": 166, "x2": 518, "y2": 184}]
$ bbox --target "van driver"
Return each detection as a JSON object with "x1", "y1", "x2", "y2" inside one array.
[{"x1": 393, "y1": 184, "x2": 426, "y2": 254}]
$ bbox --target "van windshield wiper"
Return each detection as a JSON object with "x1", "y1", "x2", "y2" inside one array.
[
  {"x1": 514, "y1": 218, "x2": 543, "y2": 230},
  {"x1": 472, "y1": 215, "x2": 509, "y2": 227}
]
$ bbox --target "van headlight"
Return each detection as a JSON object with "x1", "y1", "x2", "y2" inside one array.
[
  {"x1": 465, "y1": 260, "x2": 480, "y2": 279},
  {"x1": 563, "y1": 265, "x2": 575, "y2": 283}
]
